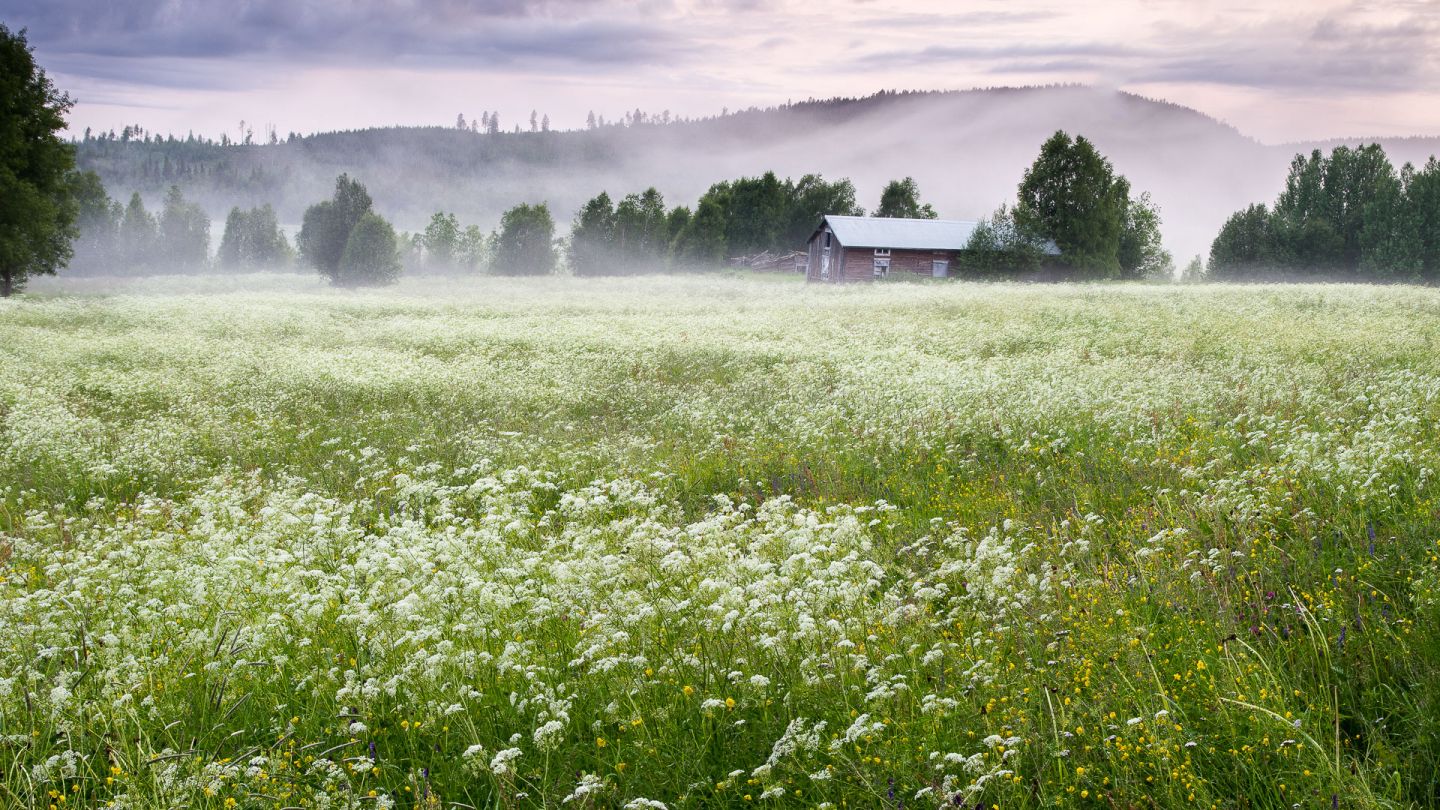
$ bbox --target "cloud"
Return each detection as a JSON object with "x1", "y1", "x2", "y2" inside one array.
[{"x1": 5, "y1": 0, "x2": 688, "y2": 80}]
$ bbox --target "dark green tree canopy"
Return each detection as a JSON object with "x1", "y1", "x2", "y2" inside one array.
[
  {"x1": 491, "y1": 202, "x2": 556, "y2": 276},
  {"x1": 1208, "y1": 204, "x2": 1274, "y2": 278},
  {"x1": 0, "y1": 24, "x2": 78, "y2": 296},
  {"x1": 299, "y1": 174, "x2": 376, "y2": 284},
  {"x1": 569, "y1": 191, "x2": 617, "y2": 276},
  {"x1": 338, "y1": 211, "x2": 401, "y2": 286},
  {"x1": 1117, "y1": 192, "x2": 1172, "y2": 280},
  {"x1": 1016, "y1": 131, "x2": 1131, "y2": 276},
  {"x1": 875, "y1": 177, "x2": 937, "y2": 219},
  {"x1": 1208, "y1": 144, "x2": 1440, "y2": 281}
]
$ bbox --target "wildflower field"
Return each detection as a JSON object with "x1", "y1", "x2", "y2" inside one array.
[{"x1": 4, "y1": 275, "x2": 1440, "y2": 810}]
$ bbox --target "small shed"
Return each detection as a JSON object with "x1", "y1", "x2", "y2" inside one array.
[{"x1": 805, "y1": 214, "x2": 1060, "y2": 283}]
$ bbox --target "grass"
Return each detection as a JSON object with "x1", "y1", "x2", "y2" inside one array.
[{"x1": 2, "y1": 273, "x2": 1440, "y2": 808}]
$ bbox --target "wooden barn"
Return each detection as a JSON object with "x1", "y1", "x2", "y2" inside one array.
[
  {"x1": 806, "y1": 215, "x2": 972, "y2": 283},
  {"x1": 805, "y1": 215, "x2": 1059, "y2": 283}
]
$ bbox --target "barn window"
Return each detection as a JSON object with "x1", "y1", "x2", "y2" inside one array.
[
  {"x1": 873, "y1": 257, "x2": 890, "y2": 278},
  {"x1": 873, "y1": 248, "x2": 891, "y2": 257},
  {"x1": 824, "y1": 232, "x2": 832, "y2": 248}
]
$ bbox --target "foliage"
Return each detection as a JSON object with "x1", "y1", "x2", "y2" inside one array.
[
  {"x1": 1179, "y1": 255, "x2": 1206, "y2": 283},
  {"x1": 66, "y1": 170, "x2": 122, "y2": 274},
  {"x1": 1209, "y1": 144, "x2": 1440, "y2": 280},
  {"x1": 490, "y1": 202, "x2": 556, "y2": 276},
  {"x1": 0, "y1": 24, "x2": 77, "y2": 296},
  {"x1": 571, "y1": 189, "x2": 676, "y2": 275},
  {"x1": 298, "y1": 174, "x2": 376, "y2": 285},
  {"x1": 569, "y1": 191, "x2": 617, "y2": 276},
  {"x1": 156, "y1": 186, "x2": 210, "y2": 271},
  {"x1": 337, "y1": 211, "x2": 401, "y2": 287},
  {"x1": 958, "y1": 203, "x2": 1048, "y2": 276},
  {"x1": 118, "y1": 192, "x2": 159, "y2": 270},
  {"x1": 421, "y1": 211, "x2": 461, "y2": 270},
  {"x1": 1016, "y1": 131, "x2": 1131, "y2": 277},
  {"x1": 1117, "y1": 192, "x2": 1174, "y2": 279},
  {"x1": 671, "y1": 191, "x2": 730, "y2": 267},
  {"x1": 875, "y1": 176, "x2": 937, "y2": 219},
  {"x1": 5, "y1": 278, "x2": 1440, "y2": 808},
  {"x1": 218, "y1": 204, "x2": 291, "y2": 271},
  {"x1": 781, "y1": 174, "x2": 863, "y2": 247},
  {"x1": 1208, "y1": 204, "x2": 1274, "y2": 278}
]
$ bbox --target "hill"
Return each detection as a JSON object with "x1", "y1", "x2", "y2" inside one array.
[{"x1": 74, "y1": 86, "x2": 1437, "y2": 264}]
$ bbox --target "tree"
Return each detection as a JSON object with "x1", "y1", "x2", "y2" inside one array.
[
  {"x1": 157, "y1": 185, "x2": 210, "y2": 271},
  {"x1": 1209, "y1": 143, "x2": 1439, "y2": 279},
  {"x1": 1410, "y1": 158, "x2": 1440, "y2": 281},
  {"x1": 1016, "y1": 131, "x2": 1131, "y2": 276},
  {"x1": 782, "y1": 174, "x2": 862, "y2": 248},
  {"x1": 67, "y1": 170, "x2": 121, "y2": 275},
  {"x1": 724, "y1": 173, "x2": 788, "y2": 255},
  {"x1": 1179, "y1": 256, "x2": 1206, "y2": 283},
  {"x1": 219, "y1": 204, "x2": 290, "y2": 271},
  {"x1": 118, "y1": 192, "x2": 158, "y2": 271},
  {"x1": 298, "y1": 174, "x2": 373, "y2": 284},
  {"x1": 614, "y1": 187, "x2": 669, "y2": 270},
  {"x1": 1207, "y1": 204, "x2": 1274, "y2": 278},
  {"x1": 0, "y1": 24, "x2": 78, "y2": 296},
  {"x1": 421, "y1": 211, "x2": 461, "y2": 270},
  {"x1": 490, "y1": 202, "x2": 556, "y2": 276},
  {"x1": 1117, "y1": 192, "x2": 1172, "y2": 279},
  {"x1": 569, "y1": 191, "x2": 617, "y2": 276},
  {"x1": 1359, "y1": 162, "x2": 1424, "y2": 279},
  {"x1": 457, "y1": 224, "x2": 487, "y2": 272},
  {"x1": 671, "y1": 190, "x2": 730, "y2": 267},
  {"x1": 875, "y1": 177, "x2": 937, "y2": 219},
  {"x1": 337, "y1": 212, "x2": 401, "y2": 286},
  {"x1": 959, "y1": 203, "x2": 1048, "y2": 276}
]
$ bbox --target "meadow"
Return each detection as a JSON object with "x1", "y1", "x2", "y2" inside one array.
[{"x1": 3, "y1": 274, "x2": 1440, "y2": 809}]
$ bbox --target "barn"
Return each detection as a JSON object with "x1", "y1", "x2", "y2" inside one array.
[
  {"x1": 805, "y1": 214, "x2": 1059, "y2": 283},
  {"x1": 806, "y1": 215, "x2": 973, "y2": 283}
]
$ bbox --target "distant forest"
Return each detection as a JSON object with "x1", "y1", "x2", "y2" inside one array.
[{"x1": 67, "y1": 86, "x2": 1440, "y2": 282}]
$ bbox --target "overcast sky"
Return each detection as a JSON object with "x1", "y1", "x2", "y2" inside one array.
[{"x1": 4, "y1": 0, "x2": 1438, "y2": 143}]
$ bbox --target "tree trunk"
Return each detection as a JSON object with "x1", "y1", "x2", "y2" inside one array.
[{"x1": 1, "y1": 269, "x2": 11, "y2": 298}]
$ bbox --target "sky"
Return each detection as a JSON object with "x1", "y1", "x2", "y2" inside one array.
[{"x1": 3, "y1": 0, "x2": 1439, "y2": 144}]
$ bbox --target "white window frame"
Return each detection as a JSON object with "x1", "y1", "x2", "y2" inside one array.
[{"x1": 873, "y1": 248, "x2": 892, "y2": 257}]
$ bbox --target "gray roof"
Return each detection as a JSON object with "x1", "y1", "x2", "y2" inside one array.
[
  {"x1": 813, "y1": 214, "x2": 1060, "y2": 255},
  {"x1": 818, "y1": 215, "x2": 978, "y2": 250}
]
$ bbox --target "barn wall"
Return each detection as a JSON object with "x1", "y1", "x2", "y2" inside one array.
[
  {"x1": 807, "y1": 226, "x2": 841, "y2": 282},
  {"x1": 840, "y1": 248, "x2": 957, "y2": 281}
]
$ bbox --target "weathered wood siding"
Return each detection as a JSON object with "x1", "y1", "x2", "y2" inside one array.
[
  {"x1": 840, "y1": 248, "x2": 956, "y2": 282},
  {"x1": 807, "y1": 225, "x2": 842, "y2": 282}
]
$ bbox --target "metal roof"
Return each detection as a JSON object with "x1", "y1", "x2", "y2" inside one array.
[
  {"x1": 813, "y1": 214, "x2": 1060, "y2": 255},
  {"x1": 817, "y1": 215, "x2": 979, "y2": 250}
]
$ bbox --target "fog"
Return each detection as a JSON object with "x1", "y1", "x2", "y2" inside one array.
[{"x1": 77, "y1": 86, "x2": 1440, "y2": 265}]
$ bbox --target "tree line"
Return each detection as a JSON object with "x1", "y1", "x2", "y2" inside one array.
[
  {"x1": 1208, "y1": 144, "x2": 1440, "y2": 281},
  {"x1": 64, "y1": 179, "x2": 293, "y2": 276}
]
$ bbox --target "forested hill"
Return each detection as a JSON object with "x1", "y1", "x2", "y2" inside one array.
[{"x1": 72, "y1": 86, "x2": 1440, "y2": 262}]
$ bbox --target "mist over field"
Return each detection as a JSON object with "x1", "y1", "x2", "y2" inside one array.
[{"x1": 74, "y1": 87, "x2": 1440, "y2": 264}]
